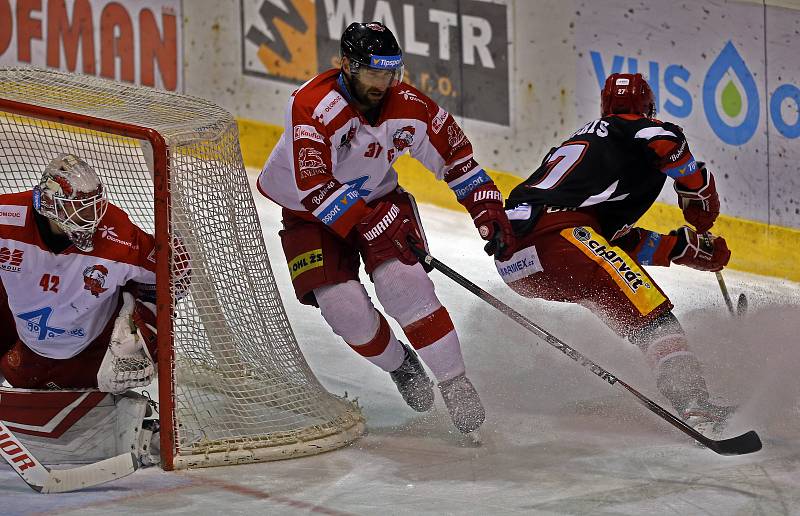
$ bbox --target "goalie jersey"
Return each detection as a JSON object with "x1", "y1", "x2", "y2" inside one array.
[
  {"x1": 258, "y1": 69, "x2": 491, "y2": 238},
  {"x1": 506, "y1": 114, "x2": 705, "y2": 238},
  {"x1": 0, "y1": 191, "x2": 156, "y2": 359}
]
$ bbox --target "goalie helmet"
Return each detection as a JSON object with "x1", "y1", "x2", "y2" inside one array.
[
  {"x1": 33, "y1": 153, "x2": 108, "y2": 252},
  {"x1": 340, "y1": 21, "x2": 404, "y2": 88},
  {"x1": 601, "y1": 73, "x2": 656, "y2": 118}
]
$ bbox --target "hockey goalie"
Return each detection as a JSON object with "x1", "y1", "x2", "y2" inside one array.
[{"x1": 0, "y1": 153, "x2": 171, "y2": 469}]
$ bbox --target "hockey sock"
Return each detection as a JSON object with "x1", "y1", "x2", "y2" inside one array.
[
  {"x1": 315, "y1": 280, "x2": 404, "y2": 371},
  {"x1": 372, "y1": 260, "x2": 467, "y2": 381},
  {"x1": 403, "y1": 307, "x2": 465, "y2": 383},
  {"x1": 630, "y1": 312, "x2": 709, "y2": 413},
  {"x1": 348, "y1": 312, "x2": 405, "y2": 372}
]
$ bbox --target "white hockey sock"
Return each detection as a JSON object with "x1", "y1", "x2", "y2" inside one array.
[
  {"x1": 415, "y1": 331, "x2": 465, "y2": 383},
  {"x1": 372, "y1": 261, "x2": 467, "y2": 382},
  {"x1": 315, "y1": 281, "x2": 404, "y2": 372}
]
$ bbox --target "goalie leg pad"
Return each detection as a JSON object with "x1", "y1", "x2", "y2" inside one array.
[{"x1": 0, "y1": 388, "x2": 152, "y2": 465}]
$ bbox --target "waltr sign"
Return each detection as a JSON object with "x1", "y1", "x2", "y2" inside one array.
[{"x1": 242, "y1": 0, "x2": 511, "y2": 126}]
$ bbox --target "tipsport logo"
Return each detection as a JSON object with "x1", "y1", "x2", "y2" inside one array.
[{"x1": 590, "y1": 41, "x2": 800, "y2": 145}]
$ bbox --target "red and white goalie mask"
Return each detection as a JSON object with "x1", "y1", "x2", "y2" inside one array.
[{"x1": 33, "y1": 153, "x2": 109, "y2": 252}]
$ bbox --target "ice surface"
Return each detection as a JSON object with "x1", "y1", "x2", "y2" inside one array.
[{"x1": 3, "y1": 171, "x2": 799, "y2": 515}]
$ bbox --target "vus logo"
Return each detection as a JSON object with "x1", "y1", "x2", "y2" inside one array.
[
  {"x1": 245, "y1": 0, "x2": 317, "y2": 82},
  {"x1": 703, "y1": 41, "x2": 760, "y2": 146}
]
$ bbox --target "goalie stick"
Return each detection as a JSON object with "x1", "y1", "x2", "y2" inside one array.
[
  {"x1": 0, "y1": 420, "x2": 138, "y2": 493},
  {"x1": 410, "y1": 244, "x2": 762, "y2": 456}
]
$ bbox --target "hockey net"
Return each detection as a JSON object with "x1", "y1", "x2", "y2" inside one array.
[{"x1": 0, "y1": 67, "x2": 364, "y2": 470}]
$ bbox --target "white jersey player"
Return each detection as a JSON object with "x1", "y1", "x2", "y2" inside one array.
[
  {"x1": 0, "y1": 154, "x2": 158, "y2": 394},
  {"x1": 257, "y1": 22, "x2": 516, "y2": 435}
]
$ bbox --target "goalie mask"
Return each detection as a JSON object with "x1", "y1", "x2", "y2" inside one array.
[
  {"x1": 601, "y1": 73, "x2": 656, "y2": 118},
  {"x1": 33, "y1": 153, "x2": 108, "y2": 252}
]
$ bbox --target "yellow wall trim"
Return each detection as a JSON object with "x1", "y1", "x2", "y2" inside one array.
[{"x1": 238, "y1": 118, "x2": 800, "y2": 282}]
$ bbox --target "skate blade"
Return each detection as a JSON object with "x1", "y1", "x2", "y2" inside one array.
[{"x1": 462, "y1": 429, "x2": 482, "y2": 446}]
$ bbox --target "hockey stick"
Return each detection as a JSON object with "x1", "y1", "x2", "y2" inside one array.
[
  {"x1": 715, "y1": 271, "x2": 748, "y2": 317},
  {"x1": 410, "y1": 245, "x2": 762, "y2": 456},
  {"x1": 0, "y1": 420, "x2": 138, "y2": 493}
]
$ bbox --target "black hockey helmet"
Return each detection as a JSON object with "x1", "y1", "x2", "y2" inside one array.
[{"x1": 340, "y1": 22, "x2": 404, "y2": 85}]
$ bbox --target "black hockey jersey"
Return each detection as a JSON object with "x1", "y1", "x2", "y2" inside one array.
[{"x1": 507, "y1": 114, "x2": 702, "y2": 238}]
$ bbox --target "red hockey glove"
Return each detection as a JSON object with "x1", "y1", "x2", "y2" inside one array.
[
  {"x1": 461, "y1": 184, "x2": 516, "y2": 261},
  {"x1": 674, "y1": 164, "x2": 720, "y2": 233},
  {"x1": 670, "y1": 226, "x2": 730, "y2": 272},
  {"x1": 356, "y1": 202, "x2": 421, "y2": 266}
]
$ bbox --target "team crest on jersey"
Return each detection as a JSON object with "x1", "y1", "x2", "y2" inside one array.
[
  {"x1": 83, "y1": 264, "x2": 109, "y2": 297},
  {"x1": 392, "y1": 126, "x2": 415, "y2": 151},
  {"x1": 448, "y1": 124, "x2": 467, "y2": 150},
  {"x1": 298, "y1": 147, "x2": 325, "y2": 179}
]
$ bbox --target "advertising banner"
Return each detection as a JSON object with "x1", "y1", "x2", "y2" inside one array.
[
  {"x1": 0, "y1": 0, "x2": 183, "y2": 91},
  {"x1": 242, "y1": 0, "x2": 511, "y2": 126},
  {"x1": 573, "y1": 1, "x2": 799, "y2": 227}
]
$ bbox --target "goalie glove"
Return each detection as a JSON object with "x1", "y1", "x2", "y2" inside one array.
[
  {"x1": 670, "y1": 226, "x2": 731, "y2": 272},
  {"x1": 97, "y1": 292, "x2": 155, "y2": 394},
  {"x1": 674, "y1": 163, "x2": 720, "y2": 233}
]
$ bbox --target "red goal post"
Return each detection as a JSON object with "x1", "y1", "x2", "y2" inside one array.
[{"x1": 0, "y1": 67, "x2": 364, "y2": 470}]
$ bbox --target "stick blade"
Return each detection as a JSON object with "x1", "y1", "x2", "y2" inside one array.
[
  {"x1": 706, "y1": 430, "x2": 762, "y2": 456},
  {"x1": 40, "y1": 453, "x2": 138, "y2": 494},
  {"x1": 736, "y1": 293, "x2": 748, "y2": 317}
]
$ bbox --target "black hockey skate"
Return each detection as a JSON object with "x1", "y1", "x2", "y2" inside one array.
[
  {"x1": 681, "y1": 399, "x2": 736, "y2": 440},
  {"x1": 390, "y1": 342, "x2": 435, "y2": 412},
  {"x1": 439, "y1": 374, "x2": 485, "y2": 434}
]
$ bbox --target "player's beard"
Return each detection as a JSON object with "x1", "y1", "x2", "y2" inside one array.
[{"x1": 353, "y1": 80, "x2": 387, "y2": 110}]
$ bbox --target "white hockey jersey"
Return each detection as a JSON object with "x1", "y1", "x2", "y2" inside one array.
[
  {"x1": 0, "y1": 191, "x2": 156, "y2": 359},
  {"x1": 257, "y1": 69, "x2": 494, "y2": 238}
]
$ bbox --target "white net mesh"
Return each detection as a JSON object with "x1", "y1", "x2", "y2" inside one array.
[{"x1": 0, "y1": 67, "x2": 364, "y2": 469}]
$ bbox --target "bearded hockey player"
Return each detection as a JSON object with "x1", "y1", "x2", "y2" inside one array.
[
  {"x1": 258, "y1": 21, "x2": 516, "y2": 434},
  {"x1": 494, "y1": 73, "x2": 733, "y2": 437}
]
